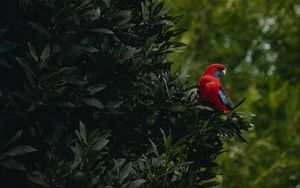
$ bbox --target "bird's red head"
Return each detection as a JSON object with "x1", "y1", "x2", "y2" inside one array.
[{"x1": 203, "y1": 63, "x2": 226, "y2": 78}]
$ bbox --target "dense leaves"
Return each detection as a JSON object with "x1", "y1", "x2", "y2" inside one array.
[{"x1": 0, "y1": 0, "x2": 250, "y2": 187}]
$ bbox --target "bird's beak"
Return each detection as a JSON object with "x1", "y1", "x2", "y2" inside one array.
[{"x1": 221, "y1": 69, "x2": 226, "y2": 76}]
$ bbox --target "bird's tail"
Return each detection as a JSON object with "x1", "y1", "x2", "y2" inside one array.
[{"x1": 231, "y1": 97, "x2": 246, "y2": 111}]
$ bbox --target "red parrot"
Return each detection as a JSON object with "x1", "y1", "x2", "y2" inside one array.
[{"x1": 197, "y1": 64, "x2": 233, "y2": 111}]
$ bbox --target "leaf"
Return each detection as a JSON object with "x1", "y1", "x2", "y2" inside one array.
[
  {"x1": 120, "y1": 162, "x2": 133, "y2": 183},
  {"x1": 51, "y1": 100, "x2": 76, "y2": 107},
  {"x1": 173, "y1": 134, "x2": 192, "y2": 148},
  {"x1": 90, "y1": 28, "x2": 114, "y2": 35},
  {"x1": 3, "y1": 145, "x2": 37, "y2": 157},
  {"x1": 74, "y1": 143, "x2": 84, "y2": 161},
  {"x1": 160, "y1": 129, "x2": 167, "y2": 142},
  {"x1": 114, "y1": 158, "x2": 126, "y2": 170},
  {"x1": 152, "y1": 2, "x2": 164, "y2": 16},
  {"x1": 155, "y1": 8, "x2": 169, "y2": 18},
  {"x1": 15, "y1": 57, "x2": 36, "y2": 89},
  {"x1": 79, "y1": 121, "x2": 87, "y2": 142},
  {"x1": 193, "y1": 105, "x2": 214, "y2": 111},
  {"x1": 170, "y1": 42, "x2": 186, "y2": 48},
  {"x1": 172, "y1": 28, "x2": 188, "y2": 36},
  {"x1": 86, "y1": 46, "x2": 99, "y2": 53},
  {"x1": 156, "y1": 20, "x2": 175, "y2": 26},
  {"x1": 128, "y1": 179, "x2": 146, "y2": 188},
  {"x1": 117, "y1": 17, "x2": 131, "y2": 26},
  {"x1": 27, "y1": 171, "x2": 50, "y2": 187},
  {"x1": 91, "y1": 139, "x2": 109, "y2": 151},
  {"x1": 75, "y1": 130, "x2": 83, "y2": 143},
  {"x1": 28, "y1": 43, "x2": 38, "y2": 62},
  {"x1": 87, "y1": 84, "x2": 106, "y2": 94},
  {"x1": 149, "y1": 139, "x2": 159, "y2": 157},
  {"x1": 0, "y1": 160, "x2": 26, "y2": 171},
  {"x1": 4, "y1": 130, "x2": 23, "y2": 148},
  {"x1": 40, "y1": 44, "x2": 50, "y2": 62},
  {"x1": 64, "y1": 74, "x2": 87, "y2": 85},
  {"x1": 82, "y1": 98, "x2": 104, "y2": 109},
  {"x1": 27, "y1": 22, "x2": 50, "y2": 38},
  {"x1": 164, "y1": 134, "x2": 173, "y2": 151},
  {"x1": 141, "y1": 2, "x2": 148, "y2": 20},
  {"x1": 199, "y1": 181, "x2": 220, "y2": 188},
  {"x1": 102, "y1": 0, "x2": 111, "y2": 8},
  {"x1": 105, "y1": 100, "x2": 123, "y2": 109}
]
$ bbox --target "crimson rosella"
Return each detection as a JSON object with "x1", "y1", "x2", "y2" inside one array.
[{"x1": 197, "y1": 64, "x2": 233, "y2": 111}]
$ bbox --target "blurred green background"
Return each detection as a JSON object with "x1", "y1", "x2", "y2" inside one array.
[{"x1": 166, "y1": 0, "x2": 300, "y2": 187}]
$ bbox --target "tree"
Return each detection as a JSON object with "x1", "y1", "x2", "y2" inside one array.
[
  {"x1": 0, "y1": 0, "x2": 250, "y2": 187},
  {"x1": 166, "y1": 0, "x2": 300, "y2": 187}
]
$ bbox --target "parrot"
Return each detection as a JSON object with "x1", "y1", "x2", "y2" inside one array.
[{"x1": 197, "y1": 64, "x2": 233, "y2": 111}]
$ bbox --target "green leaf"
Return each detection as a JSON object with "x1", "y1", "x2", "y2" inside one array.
[
  {"x1": 120, "y1": 162, "x2": 133, "y2": 183},
  {"x1": 16, "y1": 57, "x2": 36, "y2": 89},
  {"x1": 71, "y1": 143, "x2": 83, "y2": 161},
  {"x1": 91, "y1": 139, "x2": 109, "y2": 151},
  {"x1": 79, "y1": 121, "x2": 87, "y2": 142},
  {"x1": 0, "y1": 160, "x2": 26, "y2": 171},
  {"x1": 114, "y1": 158, "x2": 126, "y2": 170},
  {"x1": 192, "y1": 105, "x2": 214, "y2": 111},
  {"x1": 75, "y1": 130, "x2": 83, "y2": 143},
  {"x1": 4, "y1": 130, "x2": 23, "y2": 148},
  {"x1": 173, "y1": 134, "x2": 192, "y2": 148},
  {"x1": 151, "y1": 2, "x2": 163, "y2": 16},
  {"x1": 106, "y1": 100, "x2": 123, "y2": 109},
  {"x1": 64, "y1": 74, "x2": 87, "y2": 85},
  {"x1": 155, "y1": 8, "x2": 169, "y2": 18},
  {"x1": 156, "y1": 20, "x2": 175, "y2": 26},
  {"x1": 141, "y1": 2, "x2": 148, "y2": 20},
  {"x1": 90, "y1": 28, "x2": 114, "y2": 35},
  {"x1": 199, "y1": 181, "x2": 220, "y2": 188},
  {"x1": 3, "y1": 145, "x2": 37, "y2": 157},
  {"x1": 28, "y1": 43, "x2": 38, "y2": 62},
  {"x1": 102, "y1": 0, "x2": 111, "y2": 8},
  {"x1": 170, "y1": 42, "x2": 186, "y2": 48},
  {"x1": 50, "y1": 100, "x2": 76, "y2": 107},
  {"x1": 88, "y1": 128, "x2": 100, "y2": 142},
  {"x1": 27, "y1": 171, "x2": 50, "y2": 187},
  {"x1": 87, "y1": 84, "x2": 106, "y2": 94},
  {"x1": 149, "y1": 139, "x2": 159, "y2": 157},
  {"x1": 40, "y1": 44, "x2": 50, "y2": 62},
  {"x1": 82, "y1": 98, "x2": 104, "y2": 109},
  {"x1": 27, "y1": 22, "x2": 50, "y2": 38},
  {"x1": 128, "y1": 179, "x2": 146, "y2": 188},
  {"x1": 164, "y1": 134, "x2": 173, "y2": 151}
]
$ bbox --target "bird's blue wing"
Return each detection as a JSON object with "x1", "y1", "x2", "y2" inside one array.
[{"x1": 218, "y1": 87, "x2": 233, "y2": 109}]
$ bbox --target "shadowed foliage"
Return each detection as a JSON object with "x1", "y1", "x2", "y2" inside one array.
[{"x1": 0, "y1": 0, "x2": 250, "y2": 187}]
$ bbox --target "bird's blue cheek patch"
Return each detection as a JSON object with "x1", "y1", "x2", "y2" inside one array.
[{"x1": 213, "y1": 71, "x2": 221, "y2": 78}]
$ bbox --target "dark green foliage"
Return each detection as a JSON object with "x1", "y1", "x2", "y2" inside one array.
[{"x1": 0, "y1": 0, "x2": 250, "y2": 187}]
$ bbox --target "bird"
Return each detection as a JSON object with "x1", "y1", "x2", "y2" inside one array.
[{"x1": 197, "y1": 64, "x2": 233, "y2": 111}]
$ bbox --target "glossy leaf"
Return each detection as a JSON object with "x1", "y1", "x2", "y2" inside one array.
[
  {"x1": 3, "y1": 145, "x2": 37, "y2": 157},
  {"x1": 0, "y1": 160, "x2": 26, "y2": 171},
  {"x1": 82, "y1": 98, "x2": 104, "y2": 109}
]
